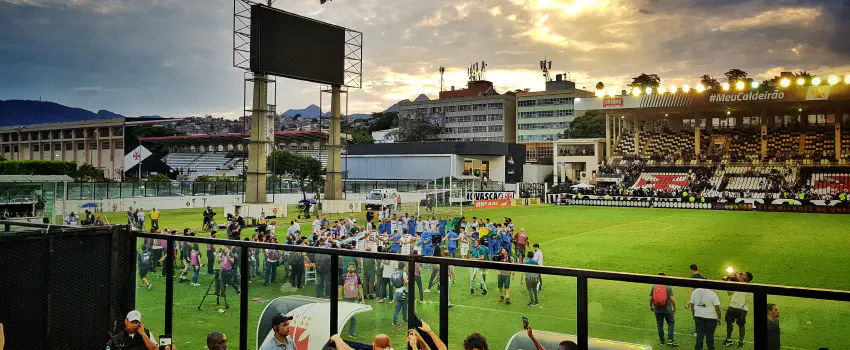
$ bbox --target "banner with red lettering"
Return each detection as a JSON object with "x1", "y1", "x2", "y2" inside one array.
[{"x1": 473, "y1": 199, "x2": 511, "y2": 209}]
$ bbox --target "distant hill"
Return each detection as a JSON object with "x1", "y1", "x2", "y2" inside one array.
[
  {"x1": 0, "y1": 100, "x2": 125, "y2": 127},
  {"x1": 282, "y1": 104, "x2": 321, "y2": 118},
  {"x1": 383, "y1": 93, "x2": 429, "y2": 113}
]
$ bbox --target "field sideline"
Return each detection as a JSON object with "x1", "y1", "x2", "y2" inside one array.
[{"x1": 91, "y1": 205, "x2": 850, "y2": 349}]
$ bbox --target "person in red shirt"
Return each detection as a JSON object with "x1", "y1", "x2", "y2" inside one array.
[{"x1": 513, "y1": 228, "x2": 529, "y2": 263}]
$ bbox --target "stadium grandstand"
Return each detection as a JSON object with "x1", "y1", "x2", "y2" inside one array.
[
  {"x1": 139, "y1": 129, "x2": 349, "y2": 178},
  {"x1": 569, "y1": 71, "x2": 850, "y2": 201}
]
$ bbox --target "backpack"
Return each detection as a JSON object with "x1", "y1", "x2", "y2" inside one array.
[
  {"x1": 139, "y1": 251, "x2": 151, "y2": 269},
  {"x1": 343, "y1": 274, "x2": 359, "y2": 299},
  {"x1": 391, "y1": 271, "x2": 405, "y2": 288},
  {"x1": 652, "y1": 285, "x2": 668, "y2": 308}
]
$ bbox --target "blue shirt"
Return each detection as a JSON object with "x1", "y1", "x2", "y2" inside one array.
[
  {"x1": 488, "y1": 234, "x2": 501, "y2": 257},
  {"x1": 501, "y1": 231, "x2": 512, "y2": 251},
  {"x1": 447, "y1": 232, "x2": 459, "y2": 248},
  {"x1": 408, "y1": 220, "x2": 417, "y2": 236},
  {"x1": 439, "y1": 220, "x2": 447, "y2": 235},
  {"x1": 421, "y1": 231, "x2": 432, "y2": 245}
]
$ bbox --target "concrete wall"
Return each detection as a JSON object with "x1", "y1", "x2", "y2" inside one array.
[
  {"x1": 343, "y1": 154, "x2": 452, "y2": 180},
  {"x1": 523, "y1": 164, "x2": 554, "y2": 183}
]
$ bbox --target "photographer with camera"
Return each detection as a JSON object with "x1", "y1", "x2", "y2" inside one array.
[{"x1": 722, "y1": 271, "x2": 753, "y2": 347}]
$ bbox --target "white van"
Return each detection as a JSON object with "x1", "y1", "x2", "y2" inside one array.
[{"x1": 365, "y1": 188, "x2": 398, "y2": 210}]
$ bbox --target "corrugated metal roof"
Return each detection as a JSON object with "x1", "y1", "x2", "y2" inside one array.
[{"x1": 0, "y1": 175, "x2": 74, "y2": 183}]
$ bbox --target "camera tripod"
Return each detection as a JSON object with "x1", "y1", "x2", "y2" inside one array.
[{"x1": 198, "y1": 269, "x2": 229, "y2": 310}]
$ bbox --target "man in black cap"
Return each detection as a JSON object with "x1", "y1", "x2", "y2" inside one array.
[{"x1": 259, "y1": 315, "x2": 296, "y2": 349}]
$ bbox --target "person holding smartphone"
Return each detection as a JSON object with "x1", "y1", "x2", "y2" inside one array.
[{"x1": 106, "y1": 310, "x2": 159, "y2": 350}]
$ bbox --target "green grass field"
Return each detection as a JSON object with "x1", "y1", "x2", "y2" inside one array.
[{"x1": 96, "y1": 205, "x2": 850, "y2": 350}]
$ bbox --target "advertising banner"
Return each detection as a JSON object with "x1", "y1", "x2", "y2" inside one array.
[
  {"x1": 467, "y1": 191, "x2": 514, "y2": 201},
  {"x1": 474, "y1": 199, "x2": 511, "y2": 209}
]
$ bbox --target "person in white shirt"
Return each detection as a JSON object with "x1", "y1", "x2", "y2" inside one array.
[
  {"x1": 292, "y1": 217, "x2": 301, "y2": 234},
  {"x1": 689, "y1": 288, "x2": 722, "y2": 350},
  {"x1": 378, "y1": 259, "x2": 398, "y2": 303},
  {"x1": 267, "y1": 220, "x2": 277, "y2": 238},
  {"x1": 312, "y1": 217, "x2": 322, "y2": 234},
  {"x1": 722, "y1": 271, "x2": 753, "y2": 347},
  {"x1": 532, "y1": 243, "x2": 544, "y2": 292}
]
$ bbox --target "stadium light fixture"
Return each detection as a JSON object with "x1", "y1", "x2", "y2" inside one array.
[
  {"x1": 695, "y1": 84, "x2": 705, "y2": 93},
  {"x1": 780, "y1": 78, "x2": 791, "y2": 87},
  {"x1": 751, "y1": 81, "x2": 760, "y2": 89},
  {"x1": 595, "y1": 89, "x2": 604, "y2": 97},
  {"x1": 608, "y1": 88, "x2": 617, "y2": 96},
  {"x1": 645, "y1": 87, "x2": 653, "y2": 94},
  {"x1": 798, "y1": 108, "x2": 803, "y2": 112},
  {"x1": 669, "y1": 85, "x2": 678, "y2": 93},
  {"x1": 735, "y1": 81, "x2": 745, "y2": 90},
  {"x1": 726, "y1": 110, "x2": 731, "y2": 115},
  {"x1": 632, "y1": 87, "x2": 642, "y2": 96},
  {"x1": 845, "y1": 75, "x2": 850, "y2": 84},
  {"x1": 721, "y1": 82, "x2": 730, "y2": 91},
  {"x1": 828, "y1": 75, "x2": 840, "y2": 85},
  {"x1": 796, "y1": 77, "x2": 806, "y2": 86},
  {"x1": 658, "y1": 86, "x2": 667, "y2": 94},
  {"x1": 726, "y1": 266, "x2": 734, "y2": 274},
  {"x1": 812, "y1": 77, "x2": 822, "y2": 86},
  {"x1": 682, "y1": 84, "x2": 691, "y2": 92}
]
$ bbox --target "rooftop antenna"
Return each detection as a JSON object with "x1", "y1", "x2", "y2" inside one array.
[
  {"x1": 439, "y1": 66, "x2": 445, "y2": 92},
  {"x1": 540, "y1": 57, "x2": 553, "y2": 83}
]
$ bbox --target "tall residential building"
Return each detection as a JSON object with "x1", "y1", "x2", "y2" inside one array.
[
  {"x1": 516, "y1": 78, "x2": 594, "y2": 162},
  {"x1": 399, "y1": 81, "x2": 517, "y2": 142}
]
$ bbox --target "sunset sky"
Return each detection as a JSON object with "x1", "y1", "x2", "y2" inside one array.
[{"x1": 1, "y1": 0, "x2": 849, "y2": 118}]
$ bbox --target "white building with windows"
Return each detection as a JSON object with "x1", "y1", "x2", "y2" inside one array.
[
  {"x1": 516, "y1": 86, "x2": 594, "y2": 163},
  {"x1": 399, "y1": 94, "x2": 517, "y2": 142}
]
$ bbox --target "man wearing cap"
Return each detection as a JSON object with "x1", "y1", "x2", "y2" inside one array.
[
  {"x1": 206, "y1": 331, "x2": 228, "y2": 350},
  {"x1": 260, "y1": 315, "x2": 296, "y2": 349},
  {"x1": 106, "y1": 310, "x2": 161, "y2": 350}
]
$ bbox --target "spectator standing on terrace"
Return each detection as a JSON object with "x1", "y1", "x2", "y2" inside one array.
[
  {"x1": 107, "y1": 310, "x2": 159, "y2": 350},
  {"x1": 259, "y1": 315, "x2": 296, "y2": 350},
  {"x1": 206, "y1": 332, "x2": 228, "y2": 350},
  {"x1": 148, "y1": 207, "x2": 160, "y2": 231},
  {"x1": 689, "y1": 287, "x2": 721, "y2": 350},
  {"x1": 649, "y1": 273, "x2": 677, "y2": 347},
  {"x1": 391, "y1": 262, "x2": 409, "y2": 327},
  {"x1": 767, "y1": 303, "x2": 780, "y2": 350}
]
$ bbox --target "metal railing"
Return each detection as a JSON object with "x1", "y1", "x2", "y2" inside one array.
[{"x1": 133, "y1": 231, "x2": 850, "y2": 350}]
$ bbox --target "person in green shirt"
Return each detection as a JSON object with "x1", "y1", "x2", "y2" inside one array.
[{"x1": 469, "y1": 239, "x2": 488, "y2": 295}]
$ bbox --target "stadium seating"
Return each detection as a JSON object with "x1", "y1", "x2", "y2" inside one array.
[
  {"x1": 810, "y1": 172, "x2": 850, "y2": 195},
  {"x1": 631, "y1": 172, "x2": 690, "y2": 191},
  {"x1": 163, "y1": 152, "x2": 245, "y2": 176}
]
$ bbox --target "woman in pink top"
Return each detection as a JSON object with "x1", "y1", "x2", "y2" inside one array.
[{"x1": 190, "y1": 243, "x2": 203, "y2": 286}]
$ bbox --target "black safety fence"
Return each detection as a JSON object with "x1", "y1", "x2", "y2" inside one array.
[
  {"x1": 0, "y1": 221, "x2": 136, "y2": 350},
  {"x1": 131, "y1": 231, "x2": 850, "y2": 350}
]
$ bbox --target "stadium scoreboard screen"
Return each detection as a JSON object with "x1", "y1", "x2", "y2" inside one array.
[{"x1": 250, "y1": 4, "x2": 345, "y2": 85}]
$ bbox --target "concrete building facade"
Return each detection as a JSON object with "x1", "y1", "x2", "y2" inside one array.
[{"x1": 399, "y1": 94, "x2": 517, "y2": 142}]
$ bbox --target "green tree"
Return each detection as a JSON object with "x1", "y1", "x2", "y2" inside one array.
[
  {"x1": 368, "y1": 111, "x2": 399, "y2": 132},
  {"x1": 795, "y1": 70, "x2": 813, "y2": 79},
  {"x1": 268, "y1": 150, "x2": 322, "y2": 202},
  {"x1": 700, "y1": 74, "x2": 721, "y2": 90},
  {"x1": 147, "y1": 173, "x2": 171, "y2": 182},
  {"x1": 628, "y1": 73, "x2": 661, "y2": 89},
  {"x1": 563, "y1": 110, "x2": 606, "y2": 138},
  {"x1": 350, "y1": 130, "x2": 374, "y2": 144},
  {"x1": 724, "y1": 69, "x2": 748, "y2": 82},
  {"x1": 131, "y1": 125, "x2": 186, "y2": 138},
  {"x1": 74, "y1": 163, "x2": 106, "y2": 182},
  {"x1": 390, "y1": 112, "x2": 441, "y2": 142},
  {"x1": 294, "y1": 113, "x2": 302, "y2": 120}
]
